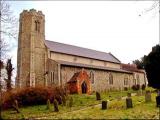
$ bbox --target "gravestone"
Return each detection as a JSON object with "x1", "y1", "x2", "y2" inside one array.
[
  {"x1": 57, "y1": 96, "x2": 62, "y2": 105},
  {"x1": 102, "y1": 101, "x2": 107, "y2": 110},
  {"x1": 96, "y1": 92, "x2": 101, "y2": 100},
  {"x1": 53, "y1": 99, "x2": 59, "y2": 112},
  {"x1": 145, "y1": 91, "x2": 151, "y2": 102},
  {"x1": 46, "y1": 99, "x2": 51, "y2": 110},
  {"x1": 12, "y1": 100, "x2": 20, "y2": 113},
  {"x1": 126, "y1": 97, "x2": 133, "y2": 108}
]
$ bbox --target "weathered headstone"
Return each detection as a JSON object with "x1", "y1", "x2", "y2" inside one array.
[
  {"x1": 102, "y1": 101, "x2": 107, "y2": 110},
  {"x1": 46, "y1": 99, "x2": 51, "y2": 110},
  {"x1": 53, "y1": 99, "x2": 59, "y2": 112},
  {"x1": 57, "y1": 96, "x2": 62, "y2": 105},
  {"x1": 145, "y1": 91, "x2": 151, "y2": 102},
  {"x1": 12, "y1": 100, "x2": 20, "y2": 113},
  {"x1": 126, "y1": 97, "x2": 133, "y2": 108},
  {"x1": 96, "y1": 92, "x2": 101, "y2": 100}
]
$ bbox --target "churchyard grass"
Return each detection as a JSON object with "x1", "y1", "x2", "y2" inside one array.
[{"x1": 2, "y1": 90, "x2": 158, "y2": 119}]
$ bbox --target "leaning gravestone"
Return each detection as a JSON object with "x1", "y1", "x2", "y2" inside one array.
[
  {"x1": 126, "y1": 95, "x2": 133, "y2": 108},
  {"x1": 102, "y1": 101, "x2": 107, "y2": 110},
  {"x1": 96, "y1": 92, "x2": 101, "y2": 100},
  {"x1": 12, "y1": 100, "x2": 20, "y2": 113},
  {"x1": 145, "y1": 90, "x2": 151, "y2": 102},
  {"x1": 53, "y1": 99, "x2": 59, "y2": 112}
]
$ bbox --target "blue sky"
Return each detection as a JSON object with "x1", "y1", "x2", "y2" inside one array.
[{"x1": 6, "y1": 1, "x2": 159, "y2": 80}]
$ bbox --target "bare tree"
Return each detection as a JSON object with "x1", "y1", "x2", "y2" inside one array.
[
  {"x1": 0, "y1": 1, "x2": 17, "y2": 118},
  {"x1": 139, "y1": 1, "x2": 159, "y2": 16},
  {"x1": 0, "y1": 1, "x2": 18, "y2": 60},
  {"x1": 0, "y1": 1, "x2": 17, "y2": 84}
]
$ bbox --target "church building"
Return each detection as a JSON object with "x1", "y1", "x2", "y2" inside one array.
[{"x1": 16, "y1": 9, "x2": 147, "y2": 94}]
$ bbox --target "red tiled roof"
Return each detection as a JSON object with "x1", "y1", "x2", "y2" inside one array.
[
  {"x1": 121, "y1": 63, "x2": 145, "y2": 73},
  {"x1": 67, "y1": 72, "x2": 80, "y2": 83}
]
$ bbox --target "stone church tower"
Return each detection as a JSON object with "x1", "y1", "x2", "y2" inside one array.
[{"x1": 16, "y1": 9, "x2": 48, "y2": 88}]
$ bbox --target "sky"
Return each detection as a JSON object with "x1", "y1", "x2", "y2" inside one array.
[{"x1": 6, "y1": 1, "x2": 159, "y2": 79}]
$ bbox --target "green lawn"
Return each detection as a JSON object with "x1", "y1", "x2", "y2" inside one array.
[{"x1": 2, "y1": 90, "x2": 159, "y2": 119}]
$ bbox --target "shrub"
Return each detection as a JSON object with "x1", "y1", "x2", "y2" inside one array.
[
  {"x1": 132, "y1": 84, "x2": 140, "y2": 91},
  {"x1": 124, "y1": 87, "x2": 128, "y2": 91},
  {"x1": 145, "y1": 87, "x2": 156, "y2": 93},
  {"x1": 2, "y1": 86, "x2": 66, "y2": 109},
  {"x1": 141, "y1": 84, "x2": 146, "y2": 90}
]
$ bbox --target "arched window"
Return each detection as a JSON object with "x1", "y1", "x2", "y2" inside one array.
[
  {"x1": 124, "y1": 75, "x2": 128, "y2": 85},
  {"x1": 90, "y1": 71, "x2": 94, "y2": 84},
  {"x1": 133, "y1": 79, "x2": 136, "y2": 85},
  {"x1": 136, "y1": 74, "x2": 140, "y2": 85},
  {"x1": 109, "y1": 73, "x2": 113, "y2": 85},
  {"x1": 35, "y1": 20, "x2": 40, "y2": 32}
]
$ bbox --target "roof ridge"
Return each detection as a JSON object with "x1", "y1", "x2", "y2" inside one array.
[
  {"x1": 45, "y1": 40, "x2": 121, "y2": 63},
  {"x1": 45, "y1": 40, "x2": 110, "y2": 55}
]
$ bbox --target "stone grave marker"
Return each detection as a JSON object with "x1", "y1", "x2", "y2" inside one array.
[
  {"x1": 96, "y1": 92, "x2": 101, "y2": 100},
  {"x1": 126, "y1": 96, "x2": 133, "y2": 108},
  {"x1": 53, "y1": 99, "x2": 59, "y2": 112},
  {"x1": 102, "y1": 101, "x2": 107, "y2": 110},
  {"x1": 145, "y1": 90, "x2": 151, "y2": 102}
]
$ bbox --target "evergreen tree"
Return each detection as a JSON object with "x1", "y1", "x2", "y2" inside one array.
[
  {"x1": 5, "y1": 59, "x2": 14, "y2": 91},
  {"x1": 144, "y1": 45, "x2": 160, "y2": 89}
]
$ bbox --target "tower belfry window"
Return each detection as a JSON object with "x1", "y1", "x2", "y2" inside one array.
[{"x1": 35, "y1": 20, "x2": 40, "y2": 32}]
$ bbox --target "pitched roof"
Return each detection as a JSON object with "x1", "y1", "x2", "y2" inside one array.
[
  {"x1": 45, "y1": 40, "x2": 121, "y2": 64},
  {"x1": 56, "y1": 60, "x2": 132, "y2": 74},
  {"x1": 67, "y1": 72, "x2": 80, "y2": 83},
  {"x1": 121, "y1": 63, "x2": 145, "y2": 73}
]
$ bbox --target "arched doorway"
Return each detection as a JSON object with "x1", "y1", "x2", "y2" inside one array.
[{"x1": 81, "y1": 81, "x2": 87, "y2": 94}]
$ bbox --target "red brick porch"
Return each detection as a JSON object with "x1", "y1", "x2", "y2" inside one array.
[{"x1": 67, "y1": 70, "x2": 91, "y2": 94}]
